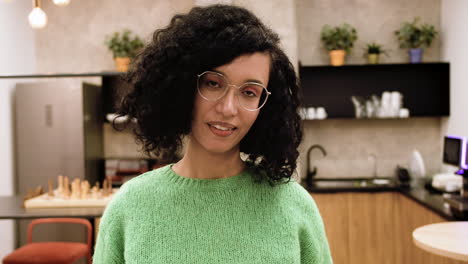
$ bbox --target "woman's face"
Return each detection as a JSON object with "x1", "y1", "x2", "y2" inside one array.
[{"x1": 190, "y1": 52, "x2": 271, "y2": 155}]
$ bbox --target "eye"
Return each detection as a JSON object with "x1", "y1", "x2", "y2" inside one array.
[
  {"x1": 206, "y1": 80, "x2": 220, "y2": 88},
  {"x1": 240, "y1": 84, "x2": 263, "y2": 98},
  {"x1": 200, "y1": 73, "x2": 225, "y2": 90},
  {"x1": 241, "y1": 89, "x2": 258, "y2": 97}
]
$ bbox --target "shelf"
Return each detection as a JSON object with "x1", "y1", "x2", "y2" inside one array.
[
  {"x1": 0, "y1": 71, "x2": 123, "y2": 79},
  {"x1": 299, "y1": 63, "x2": 450, "y2": 118}
]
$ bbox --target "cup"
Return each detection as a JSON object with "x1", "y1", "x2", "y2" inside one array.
[
  {"x1": 307, "y1": 107, "x2": 316, "y2": 120},
  {"x1": 381, "y1": 91, "x2": 391, "y2": 105},
  {"x1": 298, "y1": 107, "x2": 308, "y2": 120},
  {"x1": 391, "y1": 91, "x2": 402, "y2": 107},
  {"x1": 390, "y1": 91, "x2": 402, "y2": 117},
  {"x1": 351, "y1": 96, "x2": 365, "y2": 118},
  {"x1": 316, "y1": 107, "x2": 327, "y2": 119},
  {"x1": 399, "y1": 108, "x2": 410, "y2": 118}
]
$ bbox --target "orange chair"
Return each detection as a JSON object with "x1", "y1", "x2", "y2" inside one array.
[{"x1": 3, "y1": 218, "x2": 92, "y2": 264}]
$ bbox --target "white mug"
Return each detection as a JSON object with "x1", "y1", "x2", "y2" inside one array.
[
  {"x1": 316, "y1": 107, "x2": 327, "y2": 119},
  {"x1": 399, "y1": 108, "x2": 410, "y2": 118},
  {"x1": 307, "y1": 107, "x2": 316, "y2": 120},
  {"x1": 298, "y1": 107, "x2": 308, "y2": 120}
]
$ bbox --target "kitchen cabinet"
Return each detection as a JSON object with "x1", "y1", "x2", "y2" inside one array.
[
  {"x1": 312, "y1": 192, "x2": 465, "y2": 264},
  {"x1": 300, "y1": 63, "x2": 450, "y2": 118},
  {"x1": 102, "y1": 74, "x2": 132, "y2": 119}
]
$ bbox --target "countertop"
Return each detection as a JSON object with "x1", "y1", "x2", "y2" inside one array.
[
  {"x1": 306, "y1": 179, "x2": 465, "y2": 221},
  {"x1": 0, "y1": 196, "x2": 104, "y2": 219}
]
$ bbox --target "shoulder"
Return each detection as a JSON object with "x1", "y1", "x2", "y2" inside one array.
[
  {"x1": 120, "y1": 165, "x2": 169, "y2": 191},
  {"x1": 268, "y1": 178, "x2": 316, "y2": 206},
  {"x1": 116, "y1": 165, "x2": 171, "y2": 197},
  {"x1": 263, "y1": 178, "x2": 321, "y2": 220},
  {"x1": 101, "y1": 166, "x2": 169, "y2": 217}
]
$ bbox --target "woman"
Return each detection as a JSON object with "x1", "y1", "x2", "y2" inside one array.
[{"x1": 94, "y1": 4, "x2": 332, "y2": 264}]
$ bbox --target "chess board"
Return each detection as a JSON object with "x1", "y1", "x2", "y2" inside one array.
[{"x1": 24, "y1": 188, "x2": 119, "y2": 209}]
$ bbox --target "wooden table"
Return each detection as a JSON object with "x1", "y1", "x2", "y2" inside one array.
[{"x1": 413, "y1": 222, "x2": 468, "y2": 261}]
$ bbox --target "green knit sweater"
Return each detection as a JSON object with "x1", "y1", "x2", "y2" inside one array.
[{"x1": 93, "y1": 164, "x2": 332, "y2": 264}]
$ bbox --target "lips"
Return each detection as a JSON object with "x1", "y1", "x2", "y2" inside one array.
[
  {"x1": 207, "y1": 121, "x2": 237, "y2": 137},
  {"x1": 207, "y1": 122, "x2": 237, "y2": 131}
]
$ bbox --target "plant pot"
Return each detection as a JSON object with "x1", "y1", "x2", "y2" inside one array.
[
  {"x1": 329, "y1": 50, "x2": 346, "y2": 66},
  {"x1": 408, "y1": 48, "x2": 423, "y2": 63},
  {"x1": 367, "y1": 54, "x2": 380, "y2": 64},
  {"x1": 114, "y1": 57, "x2": 131, "y2": 72}
]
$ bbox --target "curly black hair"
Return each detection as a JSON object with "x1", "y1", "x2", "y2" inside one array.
[{"x1": 116, "y1": 4, "x2": 303, "y2": 185}]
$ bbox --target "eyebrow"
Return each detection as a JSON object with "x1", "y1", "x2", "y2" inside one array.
[{"x1": 211, "y1": 69, "x2": 265, "y2": 85}]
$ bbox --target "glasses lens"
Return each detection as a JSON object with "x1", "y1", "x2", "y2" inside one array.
[
  {"x1": 238, "y1": 83, "x2": 268, "y2": 111},
  {"x1": 198, "y1": 72, "x2": 227, "y2": 101}
]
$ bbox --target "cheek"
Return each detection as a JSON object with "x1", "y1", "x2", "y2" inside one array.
[{"x1": 192, "y1": 95, "x2": 207, "y2": 122}]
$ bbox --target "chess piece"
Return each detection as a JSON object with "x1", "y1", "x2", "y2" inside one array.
[
  {"x1": 107, "y1": 176, "x2": 112, "y2": 195},
  {"x1": 109, "y1": 177, "x2": 113, "y2": 193},
  {"x1": 70, "y1": 179, "x2": 77, "y2": 199},
  {"x1": 48, "y1": 179, "x2": 54, "y2": 197},
  {"x1": 72, "y1": 178, "x2": 83, "y2": 199},
  {"x1": 57, "y1": 175, "x2": 63, "y2": 196},
  {"x1": 63, "y1": 176, "x2": 70, "y2": 198},
  {"x1": 103, "y1": 179, "x2": 108, "y2": 196},
  {"x1": 23, "y1": 187, "x2": 41, "y2": 202},
  {"x1": 70, "y1": 180, "x2": 75, "y2": 199},
  {"x1": 81, "y1": 180, "x2": 90, "y2": 199},
  {"x1": 91, "y1": 186, "x2": 99, "y2": 199},
  {"x1": 35, "y1": 186, "x2": 43, "y2": 196}
]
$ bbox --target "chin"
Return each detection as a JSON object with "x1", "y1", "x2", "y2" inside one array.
[{"x1": 202, "y1": 142, "x2": 239, "y2": 155}]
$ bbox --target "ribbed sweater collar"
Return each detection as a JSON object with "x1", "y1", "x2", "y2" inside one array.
[{"x1": 157, "y1": 164, "x2": 253, "y2": 192}]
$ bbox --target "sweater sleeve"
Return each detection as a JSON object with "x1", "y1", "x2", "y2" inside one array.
[
  {"x1": 93, "y1": 191, "x2": 126, "y2": 264},
  {"x1": 294, "y1": 184, "x2": 333, "y2": 264}
]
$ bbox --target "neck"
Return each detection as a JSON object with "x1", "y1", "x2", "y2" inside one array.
[{"x1": 172, "y1": 138, "x2": 245, "y2": 180}]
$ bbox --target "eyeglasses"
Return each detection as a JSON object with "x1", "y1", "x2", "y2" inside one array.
[{"x1": 197, "y1": 71, "x2": 271, "y2": 111}]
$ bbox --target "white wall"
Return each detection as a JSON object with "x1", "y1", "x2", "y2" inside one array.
[
  {"x1": 0, "y1": 0, "x2": 36, "y2": 258},
  {"x1": 441, "y1": 0, "x2": 468, "y2": 137}
]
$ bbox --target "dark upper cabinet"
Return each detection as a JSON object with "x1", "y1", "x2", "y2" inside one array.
[
  {"x1": 299, "y1": 63, "x2": 450, "y2": 118},
  {"x1": 102, "y1": 74, "x2": 132, "y2": 118}
]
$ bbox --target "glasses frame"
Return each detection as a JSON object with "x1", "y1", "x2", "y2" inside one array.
[{"x1": 196, "y1": 71, "x2": 272, "y2": 111}]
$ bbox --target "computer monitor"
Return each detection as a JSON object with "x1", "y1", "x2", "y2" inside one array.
[
  {"x1": 462, "y1": 140, "x2": 468, "y2": 170},
  {"x1": 443, "y1": 135, "x2": 466, "y2": 167}
]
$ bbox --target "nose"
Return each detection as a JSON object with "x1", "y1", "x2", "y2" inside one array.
[{"x1": 215, "y1": 85, "x2": 238, "y2": 116}]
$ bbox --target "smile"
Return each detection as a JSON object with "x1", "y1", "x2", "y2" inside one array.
[
  {"x1": 207, "y1": 122, "x2": 237, "y2": 137},
  {"x1": 211, "y1": 124, "x2": 234, "y2": 131}
]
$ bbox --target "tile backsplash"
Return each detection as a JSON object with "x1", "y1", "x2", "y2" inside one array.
[{"x1": 296, "y1": 117, "x2": 444, "y2": 181}]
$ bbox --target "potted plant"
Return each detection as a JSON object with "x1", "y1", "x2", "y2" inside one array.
[
  {"x1": 394, "y1": 17, "x2": 438, "y2": 63},
  {"x1": 364, "y1": 42, "x2": 388, "y2": 64},
  {"x1": 321, "y1": 23, "x2": 357, "y2": 66},
  {"x1": 105, "y1": 29, "x2": 144, "y2": 72}
]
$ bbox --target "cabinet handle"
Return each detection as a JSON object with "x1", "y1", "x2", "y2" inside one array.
[{"x1": 45, "y1": 104, "x2": 52, "y2": 127}]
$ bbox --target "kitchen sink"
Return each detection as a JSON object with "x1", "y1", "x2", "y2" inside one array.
[{"x1": 309, "y1": 178, "x2": 398, "y2": 191}]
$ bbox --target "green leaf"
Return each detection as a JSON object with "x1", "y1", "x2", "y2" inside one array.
[
  {"x1": 104, "y1": 29, "x2": 145, "y2": 58},
  {"x1": 320, "y1": 23, "x2": 358, "y2": 53},
  {"x1": 394, "y1": 17, "x2": 438, "y2": 49}
]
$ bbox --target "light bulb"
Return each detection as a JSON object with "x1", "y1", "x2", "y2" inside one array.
[
  {"x1": 28, "y1": 7, "x2": 47, "y2": 29},
  {"x1": 52, "y1": 0, "x2": 71, "y2": 6}
]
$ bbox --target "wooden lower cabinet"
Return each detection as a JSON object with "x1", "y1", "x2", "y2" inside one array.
[{"x1": 312, "y1": 192, "x2": 466, "y2": 264}]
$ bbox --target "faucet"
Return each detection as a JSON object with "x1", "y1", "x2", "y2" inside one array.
[{"x1": 305, "y1": 144, "x2": 327, "y2": 187}]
